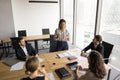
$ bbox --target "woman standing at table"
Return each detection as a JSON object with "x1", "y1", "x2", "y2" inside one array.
[
  {"x1": 76, "y1": 50, "x2": 106, "y2": 80},
  {"x1": 54, "y1": 19, "x2": 70, "y2": 51}
]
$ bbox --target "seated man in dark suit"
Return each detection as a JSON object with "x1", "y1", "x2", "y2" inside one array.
[
  {"x1": 81, "y1": 35, "x2": 104, "y2": 57},
  {"x1": 15, "y1": 37, "x2": 38, "y2": 61}
]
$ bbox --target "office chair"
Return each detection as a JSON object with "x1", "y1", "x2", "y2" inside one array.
[
  {"x1": 0, "y1": 40, "x2": 5, "y2": 59},
  {"x1": 102, "y1": 41, "x2": 114, "y2": 64},
  {"x1": 42, "y1": 28, "x2": 50, "y2": 49},
  {"x1": 42, "y1": 28, "x2": 50, "y2": 35},
  {"x1": 18, "y1": 30, "x2": 27, "y2": 37},
  {"x1": 10, "y1": 37, "x2": 20, "y2": 54},
  {"x1": 49, "y1": 35, "x2": 57, "y2": 52}
]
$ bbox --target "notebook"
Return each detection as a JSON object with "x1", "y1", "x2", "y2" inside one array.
[
  {"x1": 67, "y1": 56, "x2": 77, "y2": 60},
  {"x1": 55, "y1": 67, "x2": 71, "y2": 79}
]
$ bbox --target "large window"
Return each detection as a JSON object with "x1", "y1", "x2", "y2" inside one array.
[
  {"x1": 62, "y1": 0, "x2": 120, "y2": 69},
  {"x1": 63, "y1": 0, "x2": 73, "y2": 44},
  {"x1": 100, "y1": 0, "x2": 120, "y2": 67},
  {"x1": 76, "y1": 0, "x2": 97, "y2": 49}
]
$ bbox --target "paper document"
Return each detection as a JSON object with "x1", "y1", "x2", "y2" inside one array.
[
  {"x1": 38, "y1": 58, "x2": 44, "y2": 62},
  {"x1": 10, "y1": 62, "x2": 25, "y2": 71},
  {"x1": 77, "y1": 70, "x2": 86, "y2": 77},
  {"x1": 57, "y1": 52, "x2": 73, "y2": 58},
  {"x1": 38, "y1": 73, "x2": 55, "y2": 80},
  {"x1": 67, "y1": 49, "x2": 88, "y2": 61},
  {"x1": 78, "y1": 70, "x2": 86, "y2": 75},
  {"x1": 48, "y1": 73, "x2": 55, "y2": 80},
  {"x1": 67, "y1": 49, "x2": 88, "y2": 68}
]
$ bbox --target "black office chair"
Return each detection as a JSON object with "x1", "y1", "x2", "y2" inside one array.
[
  {"x1": 10, "y1": 37, "x2": 20, "y2": 54},
  {"x1": 42, "y1": 28, "x2": 50, "y2": 35},
  {"x1": 18, "y1": 30, "x2": 27, "y2": 37},
  {"x1": 42, "y1": 28, "x2": 50, "y2": 49},
  {"x1": 49, "y1": 35, "x2": 57, "y2": 52},
  {"x1": 102, "y1": 41, "x2": 114, "y2": 64},
  {"x1": 0, "y1": 40, "x2": 5, "y2": 59}
]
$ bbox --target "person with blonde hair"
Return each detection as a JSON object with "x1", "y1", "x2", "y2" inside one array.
[
  {"x1": 76, "y1": 50, "x2": 106, "y2": 80},
  {"x1": 22, "y1": 57, "x2": 50, "y2": 80},
  {"x1": 54, "y1": 19, "x2": 70, "y2": 51}
]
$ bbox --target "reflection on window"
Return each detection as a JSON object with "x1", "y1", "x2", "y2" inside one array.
[{"x1": 76, "y1": 0, "x2": 97, "y2": 49}]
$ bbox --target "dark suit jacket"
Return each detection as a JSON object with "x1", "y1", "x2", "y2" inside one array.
[
  {"x1": 15, "y1": 43, "x2": 37, "y2": 61},
  {"x1": 82, "y1": 42, "x2": 104, "y2": 57}
]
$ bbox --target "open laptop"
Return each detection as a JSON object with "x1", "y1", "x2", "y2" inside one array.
[
  {"x1": 3, "y1": 58, "x2": 20, "y2": 67},
  {"x1": 66, "y1": 61, "x2": 78, "y2": 70}
]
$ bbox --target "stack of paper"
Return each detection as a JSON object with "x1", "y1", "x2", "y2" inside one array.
[
  {"x1": 10, "y1": 62, "x2": 25, "y2": 71},
  {"x1": 48, "y1": 73, "x2": 55, "y2": 80},
  {"x1": 38, "y1": 73, "x2": 55, "y2": 80},
  {"x1": 57, "y1": 52, "x2": 73, "y2": 58},
  {"x1": 77, "y1": 70, "x2": 86, "y2": 77},
  {"x1": 38, "y1": 58, "x2": 44, "y2": 62}
]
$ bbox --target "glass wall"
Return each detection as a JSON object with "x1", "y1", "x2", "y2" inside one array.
[
  {"x1": 62, "y1": 0, "x2": 120, "y2": 69},
  {"x1": 100, "y1": 0, "x2": 120, "y2": 67},
  {"x1": 76, "y1": 0, "x2": 97, "y2": 49},
  {"x1": 63, "y1": 0, "x2": 73, "y2": 44}
]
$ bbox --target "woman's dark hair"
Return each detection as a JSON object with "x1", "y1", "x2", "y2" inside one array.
[
  {"x1": 58, "y1": 19, "x2": 66, "y2": 30},
  {"x1": 94, "y1": 35, "x2": 102, "y2": 42},
  {"x1": 88, "y1": 50, "x2": 106, "y2": 79},
  {"x1": 25, "y1": 57, "x2": 39, "y2": 75}
]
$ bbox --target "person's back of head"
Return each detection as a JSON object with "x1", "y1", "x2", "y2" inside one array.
[
  {"x1": 25, "y1": 56, "x2": 39, "y2": 75},
  {"x1": 23, "y1": 57, "x2": 50, "y2": 80},
  {"x1": 88, "y1": 50, "x2": 106, "y2": 79}
]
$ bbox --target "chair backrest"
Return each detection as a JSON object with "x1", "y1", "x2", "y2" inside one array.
[
  {"x1": 0, "y1": 40, "x2": 5, "y2": 59},
  {"x1": 42, "y1": 28, "x2": 50, "y2": 35},
  {"x1": 0, "y1": 40, "x2": 4, "y2": 46},
  {"x1": 49, "y1": 35, "x2": 57, "y2": 52},
  {"x1": 18, "y1": 30, "x2": 27, "y2": 37},
  {"x1": 10, "y1": 37, "x2": 20, "y2": 49},
  {"x1": 42, "y1": 28, "x2": 50, "y2": 41},
  {"x1": 102, "y1": 41, "x2": 114, "y2": 64}
]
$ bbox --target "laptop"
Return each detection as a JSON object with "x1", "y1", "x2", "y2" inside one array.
[
  {"x1": 3, "y1": 58, "x2": 20, "y2": 67},
  {"x1": 66, "y1": 61, "x2": 78, "y2": 70}
]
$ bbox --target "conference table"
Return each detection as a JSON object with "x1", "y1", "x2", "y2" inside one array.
[
  {"x1": 4, "y1": 34, "x2": 50, "y2": 54},
  {"x1": 0, "y1": 49, "x2": 111, "y2": 80}
]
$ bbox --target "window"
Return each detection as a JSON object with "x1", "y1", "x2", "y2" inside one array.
[
  {"x1": 76, "y1": 0, "x2": 97, "y2": 49},
  {"x1": 100, "y1": 0, "x2": 120, "y2": 67},
  {"x1": 63, "y1": 0, "x2": 73, "y2": 44}
]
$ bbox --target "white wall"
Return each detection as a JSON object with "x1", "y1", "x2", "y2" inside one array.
[
  {"x1": 11, "y1": 0, "x2": 59, "y2": 36},
  {"x1": 0, "y1": 0, "x2": 15, "y2": 39}
]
